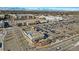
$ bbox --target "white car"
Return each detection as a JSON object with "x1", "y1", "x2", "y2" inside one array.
[{"x1": 56, "y1": 46, "x2": 62, "y2": 50}]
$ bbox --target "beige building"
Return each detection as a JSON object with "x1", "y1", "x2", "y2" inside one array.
[{"x1": 16, "y1": 14, "x2": 36, "y2": 20}]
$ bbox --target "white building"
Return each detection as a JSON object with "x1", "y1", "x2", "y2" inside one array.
[
  {"x1": 0, "y1": 14, "x2": 5, "y2": 18},
  {"x1": 0, "y1": 20, "x2": 4, "y2": 28},
  {"x1": 45, "y1": 16, "x2": 63, "y2": 22}
]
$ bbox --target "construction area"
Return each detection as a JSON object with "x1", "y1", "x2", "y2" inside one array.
[{"x1": 0, "y1": 11, "x2": 79, "y2": 51}]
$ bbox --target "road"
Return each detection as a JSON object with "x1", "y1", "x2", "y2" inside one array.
[
  {"x1": 4, "y1": 27, "x2": 30, "y2": 51},
  {"x1": 33, "y1": 34, "x2": 79, "y2": 51},
  {"x1": 0, "y1": 32, "x2": 3, "y2": 51},
  {"x1": 0, "y1": 28, "x2": 6, "y2": 51}
]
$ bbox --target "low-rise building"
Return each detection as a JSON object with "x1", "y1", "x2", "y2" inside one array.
[
  {"x1": 45, "y1": 16, "x2": 63, "y2": 22},
  {"x1": 0, "y1": 20, "x2": 4, "y2": 28},
  {"x1": 16, "y1": 14, "x2": 36, "y2": 20}
]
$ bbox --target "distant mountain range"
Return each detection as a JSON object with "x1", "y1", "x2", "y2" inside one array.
[{"x1": 0, "y1": 7, "x2": 79, "y2": 11}]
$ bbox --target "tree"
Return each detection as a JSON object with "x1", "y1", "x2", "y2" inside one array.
[{"x1": 4, "y1": 14, "x2": 10, "y2": 19}]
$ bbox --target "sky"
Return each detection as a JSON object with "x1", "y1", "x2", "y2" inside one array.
[{"x1": 0, "y1": 7, "x2": 79, "y2": 11}]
